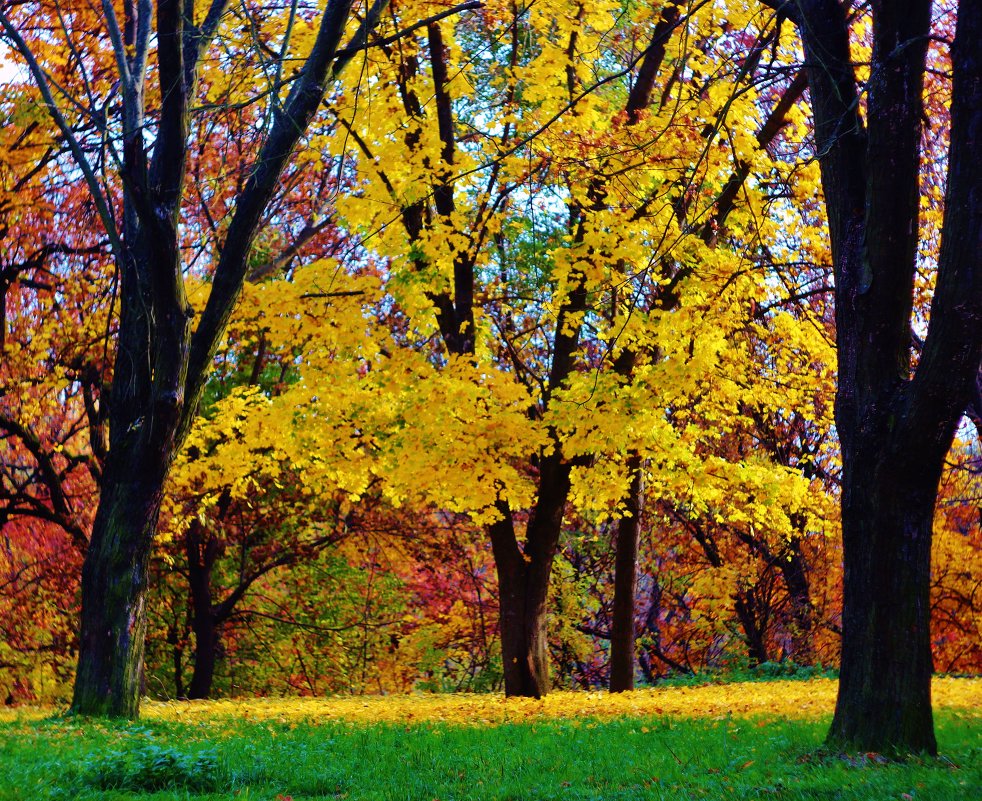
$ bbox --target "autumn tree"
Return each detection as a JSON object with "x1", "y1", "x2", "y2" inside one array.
[
  {"x1": 323, "y1": 0, "x2": 838, "y2": 697},
  {"x1": 154, "y1": 273, "x2": 383, "y2": 699},
  {"x1": 767, "y1": 0, "x2": 982, "y2": 754},
  {"x1": 3, "y1": 0, "x2": 981, "y2": 711},
  {"x1": 0, "y1": 78, "x2": 106, "y2": 556},
  {"x1": 0, "y1": 0, "x2": 406, "y2": 716},
  {"x1": 605, "y1": 26, "x2": 818, "y2": 691}
]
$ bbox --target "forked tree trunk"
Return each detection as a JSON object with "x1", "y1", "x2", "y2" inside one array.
[
  {"x1": 781, "y1": 0, "x2": 982, "y2": 755},
  {"x1": 489, "y1": 454, "x2": 572, "y2": 697},
  {"x1": 609, "y1": 454, "x2": 643, "y2": 692},
  {"x1": 62, "y1": 0, "x2": 387, "y2": 717}
]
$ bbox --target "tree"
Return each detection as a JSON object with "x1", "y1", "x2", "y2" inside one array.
[
  {"x1": 330, "y1": 0, "x2": 834, "y2": 697},
  {"x1": 0, "y1": 0, "x2": 398, "y2": 716},
  {"x1": 606, "y1": 41, "x2": 814, "y2": 691},
  {"x1": 770, "y1": 0, "x2": 982, "y2": 754}
]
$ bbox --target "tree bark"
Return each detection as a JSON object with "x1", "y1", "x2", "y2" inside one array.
[
  {"x1": 72, "y1": 471, "x2": 169, "y2": 717},
  {"x1": 829, "y1": 446, "x2": 938, "y2": 753},
  {"x1": 489, "y1": 451, "x2": 575, "y2": 696},
  {"x1": 187, "y1": 614, "x2": 219, "y2": 700},
  {"x1": 779, "y1": 537, "x2": 814, "y2": 664},
  {"x1": 494, "y1": 542, "x2": 551, "y2": 696},
  {"x1": 170, "y1": 626, "x2": 184, "y2": 700},
  {"x1": 609, "y1": 454, "x2": 643, "y2": 692},
  {"x1": 734, "y1": 591, "x2": 770, "y2": 667}
]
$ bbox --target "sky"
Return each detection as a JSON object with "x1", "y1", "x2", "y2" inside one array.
[{"x1": 0, "y1": 43, "x2": 16, "y2": 81}]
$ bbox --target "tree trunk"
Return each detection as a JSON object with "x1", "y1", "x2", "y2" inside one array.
[
  {"x1": 187, "y1": 615, "x2": 219, "y2": 700},
  {"x1": 62, "y1": 0, "x2": 384, "y2": 718},
  {"x1": 495, "y1": 550, "x2": 551, "y2": 697},
  {"x1": 609, "y1": 454, "x2": 643, "y2": 692},
  {"x1": 489, "y1": 456, "x2": 572, "y2": 697},
  {"x1": 71, "y1": 471, "x2": 167, "y2": 717},
  {"x1": 782, "y1": 0, "x2": 982, "y2": 754},
  {"x1": 169, "y1": 624, "x2": 184, "y2": 700},
  {"x1": 734, "y1": 590, "x2": 770, "y2": 667},
  {"x1": 186, "y1": 520, "x2": 219, "y2": 700},
  {"x1": 70, "y1": 211, "x2": 190, "y2": 718},
  {"x1": 779, "y1": 537, "x2": 814, "y2": 664},
  {"x1": 827, "y1": 445, "x2": 938, "y2": 754}
]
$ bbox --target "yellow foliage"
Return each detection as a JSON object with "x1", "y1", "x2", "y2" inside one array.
[{"x1": 5, "y1": 678, "x2": 972, "y2": 726}]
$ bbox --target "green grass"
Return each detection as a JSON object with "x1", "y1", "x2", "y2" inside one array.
[
  {"x1": 649, "y1": 661, "x2": 839, "y2": 687},
  {"x1": 0, "y1": 708, "x2": 978, "y2": 800}
]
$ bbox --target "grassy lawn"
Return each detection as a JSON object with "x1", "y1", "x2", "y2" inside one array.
[{"x1": 0, "y1": 679, "x2": 978, "y2": 800}]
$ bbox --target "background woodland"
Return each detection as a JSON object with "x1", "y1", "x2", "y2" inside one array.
[{"x1": 0, "y1": 0, "x2": 979, "y2": 707}]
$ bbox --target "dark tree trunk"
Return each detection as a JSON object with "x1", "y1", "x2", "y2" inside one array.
[
  {"x1": 781, "y1": 0, "x2": 982, "y2": 754},
  {"x1": 186, "y1": 520, "x2": 219, "y2": 700},
  {"x1": 609, "y1": 454, "x2": 643, "y2": 692},
  {"x1": 187, "y1": 613, "x2": 219, "y2": 700},
  {"x1": 489, "y1": 451, "x2": 574, "y2": 697},
  {"x1": 494, "y1": 543, "x2": 551, "y2": 697},
  {"x1": 63, "y1": 0, "x2": 385, "y2": 717},
  {"x1": 734, "y1": 591, "x2": 770, "y2": 667},
  {"x1": 829, "y1": 449, "x2": 938, "y2": 752},
  {"x1": 72, "y1": 468, "x2": 170, "y2": 716},
  {"x1": 71, "y1": 173, "x2": 191, "y2": 718},
  {"x1": 171, "y1": 636, "x2": 184, "y2": 700}
]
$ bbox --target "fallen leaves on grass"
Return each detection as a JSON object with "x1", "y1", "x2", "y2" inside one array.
[
  {"x1": 0, "y1": 677, "x2": 977, "y2": 727},
  {"x1": 139, "y1": 677, "x2": 981, "y2": 727}
]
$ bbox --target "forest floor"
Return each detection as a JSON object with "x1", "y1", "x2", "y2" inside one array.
[{"x1": 0, "y1": 677, "x2": 978, "y2": 800}]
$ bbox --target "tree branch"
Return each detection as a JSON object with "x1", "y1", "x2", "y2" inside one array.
[{"x1": 0, "y1": 12, "x2": 123, "y2": 263}]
